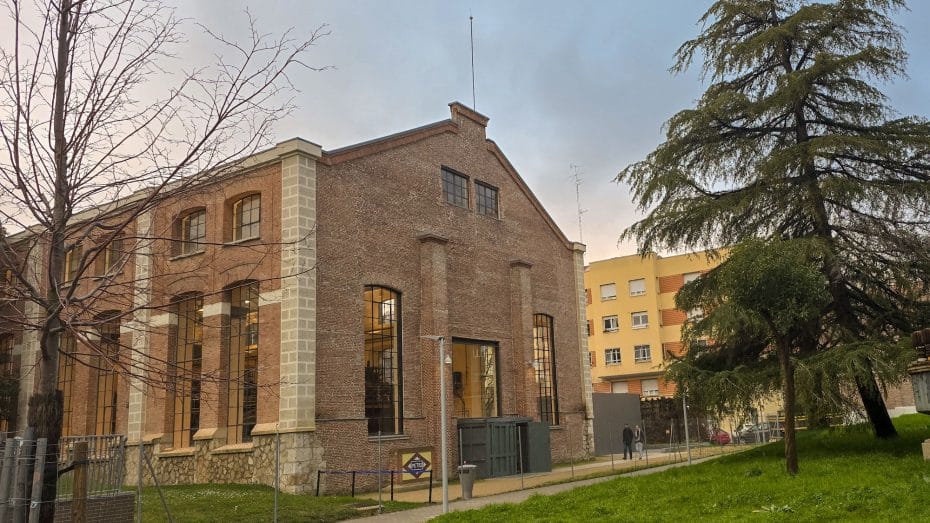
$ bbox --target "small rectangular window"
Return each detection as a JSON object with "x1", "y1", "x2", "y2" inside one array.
[
  {"x1": 629, "y1": 278, "x2": 646, "y2": 296},
  {"x1": 611, "y1": 381, "x2": 628, "y2": 394},
  {"x1": 233, "y1": 195, "x2": 261, "y2": 241},
  {"x1": 602, "y1": 315, "x2": 619, "y2": 332},
  {"x1": 632, "y1": 311, "x2": 649, "y2": 329},
  {"x1": 475, "y1": 181, "x2": 499, "y2": 217},
  {"x1": 634, "y1": 344, "x2": 652, "y2": 363},
  {"x1": 642, "y1": 378, "x2": 660, "y2": 397},
  {"x1": 605, "y1": 348, "x2": 621, "y2": 365},
  {"x1": 683, "y1": 271, "x2": 701, "y2": 284},
  {"x1": 588, "y1": 351, "x2": 595, "y2": 367},
  {"x1": 62, "y1": 245, "x2": 82, "y2": 282},
  {"x1": 102, "y1": 237, "x2": 124, "y2": 274},
  {"x1": 586, "y1": 320, "x2": 593, "y2": 337},
  {"x1": 441, "y1": 168, "x2": 469, "y2": 208},
  {"x1": 181, "y1": 210, "x2": 206, "y2": 255},
  {"x1": 599, "y1": 283, "x2": 617, "y2": 301}
]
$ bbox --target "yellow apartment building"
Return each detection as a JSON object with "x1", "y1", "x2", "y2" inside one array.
[{"x1": 584, "y1": 250, "x2": 722, "y2": 397}]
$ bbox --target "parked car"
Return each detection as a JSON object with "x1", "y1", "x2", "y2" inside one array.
[{"x1": 709, "y1": 428, "x2": 731, "y2": 445}]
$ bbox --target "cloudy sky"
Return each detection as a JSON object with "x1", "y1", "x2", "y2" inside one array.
[{"x1": 182, "y1": 0, "x2": 930, "y2": 262}]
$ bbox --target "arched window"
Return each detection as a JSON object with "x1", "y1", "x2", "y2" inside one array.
[
  {"x1": 94, "y1": 314, "x2": 120, "y2": 435},
  {"x1": 57, "y1": 332, "x2": 76, "y2": 437},
  {"x1": 533, "y1": 314, "x2": 559, "y2": 425},
  {"x1": 178, "y1": 209, "x2": 206, "y2": 255},
  {"x1": 227, "y1": 282, "x2": 258, "y2": 443},
  {"x1": 231, "y1": 194, "x2": 260, "y2": 241},
  {"x1": 364, "y1": 286, "x2": 402, "y2": 435},
  {"x1": 171, "y1": 294, "x2": 203, "y2": 449}
]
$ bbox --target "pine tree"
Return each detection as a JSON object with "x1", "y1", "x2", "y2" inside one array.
[{"x1": 619, "y1": 0, "x2": 930, "y2": 438}]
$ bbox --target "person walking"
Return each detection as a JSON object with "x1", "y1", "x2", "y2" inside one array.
[
  {"x1": 634, "y1": 424, "x2": 646, "y2": 460},
  {"x1": 622, "y1": 423, "x2": 634, "y2": 460}
]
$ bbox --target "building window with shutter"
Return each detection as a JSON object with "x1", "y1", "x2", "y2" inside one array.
[
  {"x1": 602, "y1": 315, "x2": 619, "y2": 332},
  {"x1": 599, "y1": 283, "x2": 616, "y2": 301},
  {"x1": 634, "y1": 344, "x2": 652, "y2": 363},
  {"x1": 629, "y1": 278, "x2": 646, "y2": 296},
  {"x1": 632, "y1": 311, "x2": 649, "y2": 329},
  {"x1": 605, "y1": 348, "x2": 621, "y2": 365}
]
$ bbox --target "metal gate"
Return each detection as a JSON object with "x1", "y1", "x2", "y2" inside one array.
[{"x1": 458, "y1": 417, "x2": 551, "y2": 478}]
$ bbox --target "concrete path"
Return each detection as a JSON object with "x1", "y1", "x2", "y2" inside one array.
[{"x1": 352, "y1": 454, "x2": 724, "y2": 522}]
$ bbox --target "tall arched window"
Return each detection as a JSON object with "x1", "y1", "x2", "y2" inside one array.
[
  {"x1": 172, "y1": 294, "x2": 203, "y2": 448},
  {"x1": 533, "y1": 314, "x2": 559, "y2": 425},
  {"x1": 94, "y1": 315, "x2": 120, "y2": 435},
  {"x1": 364, "y1": 286, "x2": 402, "y2": 435},
  {"x1": 227, "y1": 282, "x2": 259, "y2": 443},
  {"x1": 57, "y1": 332, "x2": 76, "y2": 437}
]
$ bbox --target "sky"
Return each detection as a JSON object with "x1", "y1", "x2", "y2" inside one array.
[{"x1": 176, "y1": 0, "x2": 930, "y2": 262}]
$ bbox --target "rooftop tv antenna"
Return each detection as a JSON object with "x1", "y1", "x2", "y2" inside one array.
[
  {"x1": 570, "y1": 164, "x2": 587, "y2": 242},
  {"x1": 470, "y1": 13, "x2": 477, "y2": 109}
]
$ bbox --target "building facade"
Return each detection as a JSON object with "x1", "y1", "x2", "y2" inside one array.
[
  {"x1": 584, "y1": 251, "x2": 721, "y2": 397},
  {"x1": 5, "y1": 102, "x2": 594, "y2": 493}
]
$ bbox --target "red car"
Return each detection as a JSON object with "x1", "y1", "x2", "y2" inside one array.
[{"x1": 709, "y1": 429, "x2": 731, "y2": 445}]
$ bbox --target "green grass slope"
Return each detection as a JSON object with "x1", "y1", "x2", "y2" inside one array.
[
  {"x1": 137, "y1": 483, "x2": 418, "y2": 522},
  {"x1": 437, "y1": 414, "x2": 930, "y2": 522}
]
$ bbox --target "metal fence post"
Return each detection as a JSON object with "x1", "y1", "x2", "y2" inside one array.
[
  {"x1": 26, "y1": 438, "x2": 46, "y2": 523},
  {"x1": 0, "y1": 437, "x2": 16, "y2": 522},
  {"x1": 316, "y1": 470, "x2": 321, "y2": 497},
  {"x1": 13, "y1": 428, "x2": 35, "y2": 523},
  {"x1": 72, "y1": 441, "x2": 88, "y2": 523},
  {"x1": 274, "y1": 430, "x2": 280, "y2": 523},
  {"x1": 350, "y1": 471, "x2": 356, "y2": 498}
]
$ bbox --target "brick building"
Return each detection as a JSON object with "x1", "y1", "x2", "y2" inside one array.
[{"x1": 4, "y1": 102, "x2": 594, "y2": 493}]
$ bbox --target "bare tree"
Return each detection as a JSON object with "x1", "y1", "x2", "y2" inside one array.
[{"x1": 0, "y1": 0, "x2": 326, "y2": 517}]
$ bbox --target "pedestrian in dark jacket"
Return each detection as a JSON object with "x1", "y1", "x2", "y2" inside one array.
[{"x1": 622, "y1": 424, "x2": 634, "y2": 460}]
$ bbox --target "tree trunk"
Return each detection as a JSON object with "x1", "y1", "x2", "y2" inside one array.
[
  {"x1": 856, "y1": 369, "x2": 896, "y2": 439},
  {"x1": 27, "y1": 390, "x2": 62, "y2": 523},
  {"x1": 777, "y1": 346, "x2": 799, "y2": 475}
]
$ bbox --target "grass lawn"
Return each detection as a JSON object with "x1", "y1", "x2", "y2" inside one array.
[
  {"x1": 437, "y1": 414, "x2": 930, "y2": 522},
  {"x1": 136, "y1": 483, "x2": 419, "y2": 522}
]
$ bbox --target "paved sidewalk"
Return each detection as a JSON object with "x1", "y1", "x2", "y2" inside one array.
[{"x1": 352, "y1": 454, "x2": 725, "y2": 522}]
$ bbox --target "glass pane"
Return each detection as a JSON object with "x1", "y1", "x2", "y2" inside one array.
[
  {"x1": 365, "y1": 286, "x2": 402, "y2": 435},
  {"x1": 452, "y1": 341, "x2": 499, "y2": 418}
]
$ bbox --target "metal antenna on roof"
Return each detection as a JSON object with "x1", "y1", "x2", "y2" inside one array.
[
  {"x1": 570, "y1": 164, "x2": 587, "y2": 242},
  {"x1": 470, "y1": 12, "x2": 477, "y2": 110}
]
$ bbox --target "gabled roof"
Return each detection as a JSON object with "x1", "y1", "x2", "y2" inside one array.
[{"x1": 319, "y1": 102, "x2": 573, "y2": 250}]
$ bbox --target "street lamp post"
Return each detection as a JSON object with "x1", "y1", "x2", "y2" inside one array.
[{"x1": 422, "y1": 335, "x2": 451, "y2": 513}]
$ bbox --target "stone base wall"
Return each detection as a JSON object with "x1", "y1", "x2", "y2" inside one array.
[
  {"x1": 124, "y1": 430, "x2": 324, "y2": 494},
  {"x1": 55, "y1": 492, "x2": 135, "y2": 523}
]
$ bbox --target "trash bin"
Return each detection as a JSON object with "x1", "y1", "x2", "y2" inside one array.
[{"x1": 457, "y1": 463, "x2": 478, "y2": 500}]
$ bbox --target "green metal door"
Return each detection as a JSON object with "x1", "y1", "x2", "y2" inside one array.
[{"x1": 488, "y1": 421, "x2": 519, "y2": 477}]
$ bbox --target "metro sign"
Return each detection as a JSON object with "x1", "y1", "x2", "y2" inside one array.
[{"x1": 403, "y1": 452, "x2": 431, "y2": 479}]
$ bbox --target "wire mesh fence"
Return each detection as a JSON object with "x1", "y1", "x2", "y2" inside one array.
[
  {"x1": 57, "y1": 434, "x2": 127, "y2": 500},
  {"x1": 0, "y1": 430, "x2": 128, "y2": 523}
]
